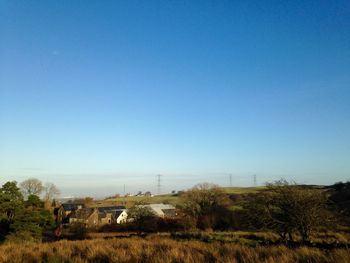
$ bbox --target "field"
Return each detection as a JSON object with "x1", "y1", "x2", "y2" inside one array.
[
  {"x1": 93, "y1": 186, "x2": 265, "y2": 208},
  {"x1": 88, "y1": 230, "x2": 350, "y2": 246},
  {"x1": 222, "y1": 186, "x2": 266, "y2": 194},
  {"x1": 94, "y1": 194, "x2": 180, "y2": 207},
  {"x1": 1, "y1": 235, "x2": 350, "y2": 263}
]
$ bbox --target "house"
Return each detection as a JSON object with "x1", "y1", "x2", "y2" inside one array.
[
  {"x1": 139, "y1": 203, "x2": 177, "y2": 218},
  {"x1": 69, "y1": 208, "x2": 99, "y2": 227},
  {"x1": 96, "y1": 206, "x2": 128, "y2": 224},
  {"x1": 114, "y1": 210, "x2": 128, "y2": 224},
  {"x1": 98, "y1": 212, "x2": 113, "y2": 225},
  {"x1": 55, "y1": 203, "x2": 85, "y2": 223}
]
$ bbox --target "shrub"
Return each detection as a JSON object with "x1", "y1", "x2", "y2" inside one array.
[
  {"x1": 181, "y1": 183, "x2": 232, "y2": 230},
  {"x1": 69, "y1": 223, "x2": 88, "y2": 240},
  {"x1": 5, "y1": 230, "x2": 41, "y2": 244},
  {"x1": 243, "y1": 180, "x2": 334, "y2": 242}
]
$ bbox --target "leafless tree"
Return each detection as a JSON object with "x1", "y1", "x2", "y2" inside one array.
[
  {"x1": 20, "y1": 178, "x2": 44, "y2": 198},
  {"x1": 181, "y1": 183, "x2": 231, "y2": 229},
  {"x1": 244, "y1": 180, "x2": 333, "y2": 242},
  {"x1": 44, "y1": 183, "x2": 60, "y2": 203}
]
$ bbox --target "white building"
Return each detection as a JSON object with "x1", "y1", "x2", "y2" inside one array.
[{"x1": 139, "y1": 203, "x2": 176, "y2": 217}]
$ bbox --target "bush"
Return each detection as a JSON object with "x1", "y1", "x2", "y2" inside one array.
[
  {"x1": 98, "y1": 217, "x2": 194, "y2": 233},
  {"x1": 243, "y1": 180, "x2": 334, "y2": 242},
  {"x1": 181, "y1": 183, "x2": 232, "y2": 230},
  {"x1": 156, "y1": 217, "x2": 189, "y2": 232},
  {"x1": 5, "y1": 230, "x2": 41, "y2": 244},
  {"x1": 69, "y1": 223, "x2": 88, "y2": 240}
]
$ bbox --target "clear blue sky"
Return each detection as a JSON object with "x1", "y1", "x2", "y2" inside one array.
[{"x1": 1, "y1": 1, "x2": 349, "y2": 197}]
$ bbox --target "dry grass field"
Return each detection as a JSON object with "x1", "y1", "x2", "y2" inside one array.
[{"x1": 1, "y1": 236, "x2": 350, "y2": 263}]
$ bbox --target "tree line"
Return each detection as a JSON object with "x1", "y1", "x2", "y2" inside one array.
[{"x1": 0, "y1": 178, "x2": 60, "y2": 243}]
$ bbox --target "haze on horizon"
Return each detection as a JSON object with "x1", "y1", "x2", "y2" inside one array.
[{"x1": 1, "y1": 1, "x2": 349, "y2": 197}]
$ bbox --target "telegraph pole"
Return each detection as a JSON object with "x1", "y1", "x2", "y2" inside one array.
[
  {"x1": 253, "y1": 174, "x2": 257, "y2": 186},
  {"x1": 123, "y1": 184, "x2": 127, "y2": 205},
  {"x1": 229, "y1": 174, "x2": 232, "y2": 187},
  {"x1": 156, "y1": 174, "x2": 162, "y2": 195}
]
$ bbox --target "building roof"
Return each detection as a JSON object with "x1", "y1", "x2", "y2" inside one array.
[
  {"x1": 137, "y1": 203, "x2": 176, "y2": 217},
  {"x1": 96, "y1": 206, "x2": 126, "y2": 213},
  {"x1": 114, "y1": 210, "x2": 124, "y2": 219},
  {"x1": 61, "y1": 203, "x2": 85, "y2": 211},
  {"x1": 148, "y1": 204, "x2": 175, "y2": 210},
  {"x1": 70, "y1": 208, "x2": 95, "y2": 220}
]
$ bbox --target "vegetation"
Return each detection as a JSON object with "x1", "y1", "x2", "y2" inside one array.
[
  {"x1": 223, "y1": 186, "x2": 266, "y2": 194},
  {"x1": 243, "y1": 180, "x2": 333, "y2": 243},
  {"x1": 181, "y1": 183, "x2": 233, "y2": 230},
  {"x1": 329, "y1": 182, "x2": 350, "y2": 223},
  {"x1": 126, "y1": 205, "x2": 158, "y2": 232},
  {"x1": 43, "y1": 182, "x2": 60, "y2": 206},
  {"x1": 19, "y1": 178, "x2": 44, "y2": 198},
  {"x1": 0, "y1": 237, "x2": 350, "y2": 263},
  {"x1": 0, "y1": 181, "x2": 55, "y2": 243},
  {"x1": 97, "y1": 187, "x2": 264, "y2": 208},
  {"x1": 99, "y1": 194, "x2": 180, "y2": 207}
]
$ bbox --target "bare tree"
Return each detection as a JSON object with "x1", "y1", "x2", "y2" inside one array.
[
  {"x1": 20, "y1": 178, "x2": 44, "y2": 198},
  {"x1": 44, "y1": 183, "x2": 60, "y2": 203},
  {"x1": 128, "y1": 205, "x2": 156, "y2": 223},
  {"x1": 243, "y1": 180, "x2": 333, "y2": 243},
  {"x1": 127, "y1": 205, "x2": 157, "y2": 232},
  {"x1": 181, "y1": 183, "x2": 231, "y2": 230}
]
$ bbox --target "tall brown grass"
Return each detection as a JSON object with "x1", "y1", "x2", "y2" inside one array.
[{"x1": 0, "y1": 237, "x2": 349, "y2": 263}]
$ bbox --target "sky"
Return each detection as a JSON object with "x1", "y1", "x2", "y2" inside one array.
[{"x1": 1, "y1": 0, "x2": 350, "y2": 197}]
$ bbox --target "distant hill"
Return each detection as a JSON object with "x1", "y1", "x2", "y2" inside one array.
[{"x1": 75, "y1": 185, "x2": 330, "y2": 208}]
